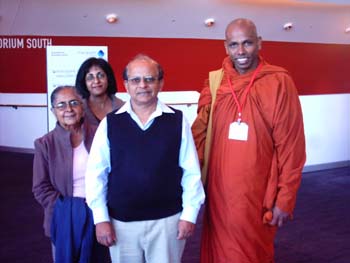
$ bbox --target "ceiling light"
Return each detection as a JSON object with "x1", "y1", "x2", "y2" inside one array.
[
  {"x1": 106, "y1": 14, "x2": 118, "y2": 24},
  {"x1": 283, "y1": 22, "x2": 293, "y2": 31},
  {"x1": 345, "y1": 26, "x2": 350, "y2": 33},
  {"x1": 204, "y1": 18, "x2": 215, "y2": 27}
]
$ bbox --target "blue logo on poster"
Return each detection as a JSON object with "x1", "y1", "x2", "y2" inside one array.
[{"x1": 97, "y1": 50, "x2": 105, "y2": 57}]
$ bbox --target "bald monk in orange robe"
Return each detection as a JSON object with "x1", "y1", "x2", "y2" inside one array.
[{"x1": 192, "y1": 18, "x2": 306, "y2": 263}]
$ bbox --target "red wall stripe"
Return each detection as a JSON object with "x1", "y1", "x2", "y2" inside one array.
[{"x1": 0, "y1": 36, "x2": 349, "y2": 95}]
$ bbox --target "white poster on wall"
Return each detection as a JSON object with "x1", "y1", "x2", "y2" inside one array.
[{"x1": 46, "y1": 45, "x2": 108, "y2": 131}]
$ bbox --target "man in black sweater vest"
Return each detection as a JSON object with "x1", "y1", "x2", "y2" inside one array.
[{"x1": 86, "y1": 54, "x2": 205, "y2": 263}]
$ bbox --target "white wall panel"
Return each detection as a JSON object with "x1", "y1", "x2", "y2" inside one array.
[{"x1": 1, "y1": 92, "x2": 349, "y2": 167}]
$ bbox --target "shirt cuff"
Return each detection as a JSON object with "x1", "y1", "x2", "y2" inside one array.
[
  {"x1": 180, "y1": 205, "x2": 201, "y2": 224},
  {"x1": 91, "y1": 205, "x2": 110, "y2": 224}
]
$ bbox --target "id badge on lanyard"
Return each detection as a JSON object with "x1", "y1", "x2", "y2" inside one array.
[
  {"x1": 227, "y1": 63, "x2": 262, "y2": 141},
  {"x1": 229, "y1": 121, "x2": 248, "y2": 141}
]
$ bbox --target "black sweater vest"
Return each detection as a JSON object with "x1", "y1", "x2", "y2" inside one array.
[{"x1": 106, "y1": 109, "x2": 183, "y2": 221}]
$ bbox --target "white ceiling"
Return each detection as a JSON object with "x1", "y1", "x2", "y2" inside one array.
[{"x1": 1, "y1": 0, "x2": 350, "y2": 44}]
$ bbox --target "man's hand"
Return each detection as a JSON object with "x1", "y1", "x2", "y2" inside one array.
[
  {"x1": 177, "y1": 220, "x2": 195, "y2": 240},
  {"x1": 268, "y1": 206, "x2": 291, "y2": 227},
  {"x1": 95, "y1": 221, "x2": 117, "y2": 247}
]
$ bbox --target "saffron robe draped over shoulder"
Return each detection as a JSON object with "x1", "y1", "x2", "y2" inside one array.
[{"x1": 192, "y1": 56, "x2": 306, "y2": 263}]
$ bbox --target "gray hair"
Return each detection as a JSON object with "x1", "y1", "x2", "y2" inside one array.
[{"x1": 122, "y1": 54, "x2": 164, "y2": 81}]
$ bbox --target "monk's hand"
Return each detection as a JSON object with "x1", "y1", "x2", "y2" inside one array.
[
  {"x1": 269, "y1": 206, "x2": 291, "y2": 227},
  {"x1": 96, "y1": 221, "x2": 117, "y2": 247},
  {"x1": 177, "y1": 220, "x2": 195, "y2": 240}
]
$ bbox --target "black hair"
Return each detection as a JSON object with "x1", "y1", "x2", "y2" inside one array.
[{"x1": 75, "y1": 57, "x2": 117, "y2": 99}]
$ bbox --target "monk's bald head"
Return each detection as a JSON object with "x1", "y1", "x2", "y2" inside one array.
[
  {"x1": 225, "y1": 18, "x2": 258, "y2": 40},
  {"x1": 224, "y1": 18, "x2": 262, "y2": 74}
]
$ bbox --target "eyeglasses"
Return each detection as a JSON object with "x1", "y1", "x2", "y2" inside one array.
[
  {"x1": 53, "y1": 100, "x2": 82, "y2": 110},
  {"x1": 127, "y1": 76, "x2": 158, "y2": 85},
  {"x1": 85, "y1": 72, "x2": 106, "y2": 82}
]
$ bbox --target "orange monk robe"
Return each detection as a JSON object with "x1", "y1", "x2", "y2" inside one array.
[{"x1": 192, "y1": 56, "x2": 306, "y2": 263}]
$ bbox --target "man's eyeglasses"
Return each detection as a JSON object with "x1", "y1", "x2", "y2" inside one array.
[
  {"x1": 85, "y1": 72, "x2": 106, "y2": 82},
  {"x1": 127, "y1": 76, "x2": 158, "y2": 85},
  {"x1": 53, "y1": 100, "x2": 82, "y2": 110}
]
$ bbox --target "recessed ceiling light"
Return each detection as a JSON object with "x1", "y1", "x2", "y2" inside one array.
[{"x1": 106, "y1": 14, "x2": 118, "y2": 24}]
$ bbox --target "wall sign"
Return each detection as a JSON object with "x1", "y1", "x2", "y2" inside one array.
[{"x1": 0, "y1": 37, "x2": 52, "y2": 49}]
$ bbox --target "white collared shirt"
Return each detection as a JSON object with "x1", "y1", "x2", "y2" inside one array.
[{"x1": 86, "y1": 99, "x2": 205, "y2": 224}]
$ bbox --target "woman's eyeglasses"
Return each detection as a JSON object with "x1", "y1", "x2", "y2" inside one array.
[
  {"x1": 85, "y1": 72, "x2": 106, "y2": 82},
  {"x1": 53, "y1": 100, "x2": 82, "y2": 110}
]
